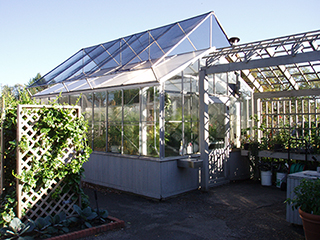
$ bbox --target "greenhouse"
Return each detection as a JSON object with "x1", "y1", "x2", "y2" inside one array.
[{"x1": 30, "y1": 11, "x2": 320, "y2": 199}]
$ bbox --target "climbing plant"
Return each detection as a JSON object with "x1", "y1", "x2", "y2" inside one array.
[{"x1": 0, "y1": 90, "x2": 92, "y2": 226}]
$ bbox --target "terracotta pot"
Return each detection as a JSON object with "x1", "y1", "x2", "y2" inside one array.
[{"x1": 299, "y1": 208, "x2": 320, "y2": 240}]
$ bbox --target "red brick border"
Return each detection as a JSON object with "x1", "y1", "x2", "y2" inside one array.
[{"x1": 46, "y1": 216, "x2": 125, "y2": 240}]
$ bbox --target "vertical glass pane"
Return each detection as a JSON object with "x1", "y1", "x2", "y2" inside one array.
[
  {"x1": 108, "y1": 90, "x2": 122, "y2": 122},
  {"x1": 124, "y1": 88, "x2": 140, "y2": 123},
  {"x1": 141, "y1": 87, "x2": 159, "y2": 121},
  {"x1": 58, "y1": 95, "x2": 69, "y2": 104},
  {"x1": 82, "y1": 93, "x2": 93, "y2": 124},
  {"x1": 165, "y1": 92, "x2": 182, "y2": 121},
  {"x1": 183, "y1": 121, "x2": 199, "y2": 154},
  {"x1": 93, "y1": 91, "x2": 107, "y2": 152},
  {"x1": 184, "y1": 94, "x2": 199, "y2": 122},
  {"x1": 208, "y1": 74, "x2": 214, "y2": 95},
  {"x1": 146, "y1": 123, "x2": 160, "y2": 157},
  {"x1": 123, "y1": 124, "x2": 139, "y2": 155},
  {"x1": 208, "y1": 103, "x2": 225, "y2": 148},
  {"x1": 93, "y1": 122, "x2": 106, "y2": 152},
  {"x1": 165, "y1": 122, "x2": 182, "y2": 157},
  {"x1": 94, "y1": 91, "x2": 107, "y2": 122},
  {"x1": 141, "y1": 87, "x2": 160, "y2": 157},
  {"x1": 70, "y1": 94, "x2": 81, "y2": 106},
  {"x1": 215, "y1": 73, "x2": 227, "y2": 95},
  {"x1": 82, "y1": 93, "x2": 93, "y2": 149},
  {"x1": 107, "y1": 123, "x2": 121, "y2": 153},
  {"x1": 40, "y1": 98, "x2": 49, "y2": 104},
  {"x1": 165, "y1": 75, "x2": 182, "y2": 92},
  {"x1": 229, "y1": 97, "x2": 241, "y2": 148}
]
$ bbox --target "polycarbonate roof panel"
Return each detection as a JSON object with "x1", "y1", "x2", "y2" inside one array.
[{"x1": 31, "y1": 11, "x2": 229, "y2": 90}]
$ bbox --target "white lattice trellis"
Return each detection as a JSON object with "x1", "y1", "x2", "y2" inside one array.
[
  {"x1": 208, "y1": 146, "x2": 229, "y2": 186},
  {"x1": 16, "y1": 105, "x2": 82, "y2": 221}
]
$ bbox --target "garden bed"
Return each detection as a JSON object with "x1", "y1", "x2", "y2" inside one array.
[{"x1": 46, "y1": 216, "x2": 125, "y2": 240}]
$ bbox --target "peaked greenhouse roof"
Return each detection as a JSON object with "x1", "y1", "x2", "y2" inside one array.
[{"x1": 32, "y1": 11, "x2": 230, "y2": 96}]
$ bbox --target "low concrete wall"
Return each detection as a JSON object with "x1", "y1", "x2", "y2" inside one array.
[{"x1": 83, "y1": 152, "x2": 199, "y2": 199}]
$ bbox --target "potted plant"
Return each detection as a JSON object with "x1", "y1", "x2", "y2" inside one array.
[
  {"x1": 240, "y1": 129, "x2": 251, "y2": 150},
  {"x1": 259, "y1": 159, "x2": 272, "y2": 186},
  {"x1": 286, "y1": 178, "x2": 320, "y2": 240}
]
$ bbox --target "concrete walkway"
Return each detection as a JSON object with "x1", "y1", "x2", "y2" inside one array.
[{"x1": 81, "y1": 180, "x2": 304, "y2": 240}]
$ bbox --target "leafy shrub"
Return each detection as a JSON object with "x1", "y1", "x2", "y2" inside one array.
[{"x1": 286, "y1": 178, "x2": 320, "y2": 215}]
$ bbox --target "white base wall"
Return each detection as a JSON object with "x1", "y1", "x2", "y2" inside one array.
[{"x1": 83, "y1": 152, "x2": 199, "y2": 199}]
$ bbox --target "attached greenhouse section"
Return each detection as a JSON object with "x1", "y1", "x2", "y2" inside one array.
[{"x1": 31, "y1": 11, "x2": 320, "y2": 199}]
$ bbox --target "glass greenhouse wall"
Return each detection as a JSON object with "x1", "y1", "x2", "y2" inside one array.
[
  {"x1": 32, "y1": 11, "x2": 294, "y2": 198},
  {"x1": 41, "y1": 57, "x2": 252, "y2": 159}
]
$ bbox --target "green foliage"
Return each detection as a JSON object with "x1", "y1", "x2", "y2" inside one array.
[
  {"x1": 0, "y1": 190, "x2": 16, "y2": 227},
  {"x1": 70, "y1": 204, "x2": 108, "y2": 229},
  {"x1": 285, "y1": 178, "x2": 320, "y2": 215},
  {"x1": 0, "y1": 89, "x2": 91, "y2": 227},
  {"x1": 32, "y1": 212, "x2": 69, "y2": 238},
  {"x1": 14, "y1": 106, "x2": 92, "y2": 194},
  {"x1": 0, "y1": 206, "x2": 110, "y2": 239},
  {"x1": 0, "y1": 217, "x2": 34, "y2": 240},
  {"x1": 0, "y1": 90, "x2": 38, "y2": 225}
]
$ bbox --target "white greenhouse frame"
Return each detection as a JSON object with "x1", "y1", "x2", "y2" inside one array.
[{"x1": 30, "y1": 12, "x2": 320, "y2": 199}]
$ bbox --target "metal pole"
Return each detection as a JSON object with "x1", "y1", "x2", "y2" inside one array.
[{"x1": 199, "y1": 69, "x2": 209, "y2": 191}]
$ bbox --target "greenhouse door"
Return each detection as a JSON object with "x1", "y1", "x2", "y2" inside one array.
[{"x1": 207, "y1": 96, "x2": 230, "y2": 187}]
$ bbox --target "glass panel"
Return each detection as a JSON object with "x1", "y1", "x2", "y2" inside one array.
[
  {"x1": 82, "y1": 93, "x2": 93, "y2": 124},
  {"x1": 149, "y1": 25, "x2": 172, "y2": 42},
  {"x1": 228, "y1": 72, "x2": 237, "y2": 84},
  {"x1": 144, "y1": 122, "x2": 160, "y2": 157},
  {"x1": 86, "y1": 126, "x2": 93, "y2": 150},
  {"x1": 107, "y1": 123, "x2": 121, "y2": 153},
  {"x1": 168, "y1": 38, "x2": 196, "y2": 56},
  {"x1": 108, "y1": 90, "x2": 122, "y2": 122},
  {"x1": 37, "y1": 50, "x2": 84, "y2": 86},
  {"x1": 229, "y1": 97, "x2": 241, "y2": 148},
  {"x1": 70, "y1": 94, "x2": 81, "y2": 106},
  {"x1": 40, "y1": 98, "x2": 49, "y2": 104},
  {"x1": 208, "y1": 102, "x2": 225, "y2": 149},
  {"x1": 85, "y1": 45, "x2": 110, "y2": 66},
  {"x1": 165, "y1": 77, "x2": 182, "y2": 92},
  {"x1": 165, "y1": 92, "x2": 182, "y2": 121},
  {"x1": 157, "y1": 24, "x2": 184, "y2": 53},
  {"x1": 183, "y1": 60, "x2": 199, "y2": 77},
  {"x1": 124, "y1": 88, "x2": 140, "y2": 123},
  {"x1": 165, "y1": 122, "x2": 182, "y2": 157},
  {"x1": 215, "y1": 73, "x2": 227, "y2": 95},
  {"x1": 123, "y1": 124, "x2": 139, "y2": 155},
  {"x1": 184, "y1": 94, "x2": 199, "y2": 122},
  {"x1": 94, "y1": 91, "x2": 107, "y2": 122},
  {"x1": 208, "y1": 74, "x2": 214, "y2": 95},
  {"x1": 93, "y1": 122, "x2": 106, "y2": 152},
  {"x1": 179, "y1": 13, "x2": 207, "y2": 34},
  {"x1": 184, "y1": 121, "x2": 199, "y2": 154},
  {"x1": 58, "y1": 95, "x2": 69, "y2": 105},
  {"x1": 149, "y1": 42, "x2": 165, "y2": 60},
  {"x1": 141, "y1": 87, "x2": 160, "y2": 121},
  {"x1": 188, "y1": 16, "x2": 210, "y2": 50},
  {"x1": 211, "y1": 16, "x2": 230, "y2": 48},
  {"x1": 55, "y1": 54, "x2": 93, "y2": 83},
  {"x1": 141, "y1": 87, "x2": 160, "y2": 157}
]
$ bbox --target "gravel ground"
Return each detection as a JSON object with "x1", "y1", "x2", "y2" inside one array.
[{"x1": 81, "y1": 180, "x2": 304, "y2": 240}]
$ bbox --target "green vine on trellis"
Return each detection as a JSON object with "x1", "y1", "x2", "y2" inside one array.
[
  {"x1": 14, "y1": 106, "x2": 92, "y2": 193},
  {"x1": 0, "y1": 90, "x2": 92, "y2": 226}
]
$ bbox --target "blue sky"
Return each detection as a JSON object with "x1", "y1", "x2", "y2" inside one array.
[{"x1": 0, "y1": 0, "x2": 319, "y2": 87}]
